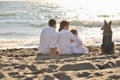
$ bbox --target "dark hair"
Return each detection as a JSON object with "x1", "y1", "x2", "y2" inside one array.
[
  {"x1": 70, "y1": 29, "x2": 77, "y2": 35},
  {"x1": 59, "y1": 20, "x2": 69, "y2": 32},
  {"x1": 49, "y1": 19, "x2": 56, "y2": 27}
]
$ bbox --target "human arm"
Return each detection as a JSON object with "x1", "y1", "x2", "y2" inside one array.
[
  {"x1": 49, "y1": 33, "x2": 58, "y2": 55},
  {"x1": 77, "y1": 37, "x2": 82, "y2": 46},
  {"x1": 70, "y1": 32, "x2": 82, "y2": 46}
]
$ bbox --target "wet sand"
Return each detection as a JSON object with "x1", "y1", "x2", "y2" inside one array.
[{"x1": 0, "y1": 45, "x2": 120, "y2": 80}]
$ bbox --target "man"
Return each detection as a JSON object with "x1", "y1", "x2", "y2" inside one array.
[{"x1": 38, "y1": 19, "x2": 58, "y2": 55}]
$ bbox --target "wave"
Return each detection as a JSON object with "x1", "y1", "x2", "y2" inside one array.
[
  {"x1": 1, "y1": 18, "x2": 120, "y2": 28},
  {"x1": 1, "y1": 19, "x2": 120, "y2": 29},
  {"x1": 0, "y1": 19, "x2": 47, "y2": 27},
  {"x1": 0, "y1": 13, "x2": 15, "y2": 17},
  {"x1": 0, "y1": 39, "x2": 39, "y2": 49},
  {"x1": 70, "y1": 20, "x2": 104, "y2": 27},
  {"x1": 0, "y1": 32, "x2": 29, "y2": 36},
  {"x1": 70, "y1": 20, "x2": 120, "y2": 27},
  {"x1": 0, "y1": 10, "x2": 24, "y2": 17},
  {"x1": 0, "y1": 34, "x2": 120, "y2": 49}
]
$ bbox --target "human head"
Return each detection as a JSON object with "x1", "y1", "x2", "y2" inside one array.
[
  {"x1": 49, "y1": 19, "x2": 56, "y2": 29},
  {"x1": 59, "y1": 20, "x2": 69, "y2": 32},
  {"x1": 70, "y1": 29, "x2": 78, "y2": 36}
]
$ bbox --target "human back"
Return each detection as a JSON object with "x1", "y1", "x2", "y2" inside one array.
[
  {"x1": 38, "y1": 19, "x2": 58, "y2": 54},
  {"x1": 58, "y1": 30, "x2": 75, "y2": 54}
]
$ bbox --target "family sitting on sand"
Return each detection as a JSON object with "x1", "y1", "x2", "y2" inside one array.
[{"x1": 38, "y1": 19, "x2": 88, "y2": 55}]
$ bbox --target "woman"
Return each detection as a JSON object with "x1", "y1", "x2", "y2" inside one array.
[{"x1": 58, "y1": 20, "x2": 76, "y2": 54}]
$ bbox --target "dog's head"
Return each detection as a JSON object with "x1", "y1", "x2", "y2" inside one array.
[{"x1": 101, "y1": 20, "x2": 112, "y2": 33}]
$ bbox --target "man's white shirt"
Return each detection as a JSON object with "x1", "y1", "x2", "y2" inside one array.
[{"x1": 38, "y1": 26, "x2": 58, "y2": 54}]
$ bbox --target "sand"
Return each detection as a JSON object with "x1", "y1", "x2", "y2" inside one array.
[{"x1": 0, "y1": 45, "x2": 120, "y2": 80}]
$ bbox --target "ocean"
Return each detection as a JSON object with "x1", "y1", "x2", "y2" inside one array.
[{"x1": 0, "y1": 0, "x2": 120, "y2": 49}]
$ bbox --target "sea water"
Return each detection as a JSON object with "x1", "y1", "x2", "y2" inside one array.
[{"x1": 0, "y1": 0, "x2": 120, "y2": 49}]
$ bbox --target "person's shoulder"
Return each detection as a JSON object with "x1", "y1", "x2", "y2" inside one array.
[
  {"x1": 69, "y1": 31, "x2": 75, "y2": 36},
  {"x1": 45, "y1": 27, "x2": 58, "y2": 34},
  {"x1": 43, "y1": 26, "x2": 49, "y2": 29},
  {"x1": 58, "y1": 31, "x2": 62, "y2": 35},
  {"x1": 48, "y1": 27, "x2": 57, "y2": 33},
  {"x1": 42, "y1": 26, "x2": 51, "y2": 31}
]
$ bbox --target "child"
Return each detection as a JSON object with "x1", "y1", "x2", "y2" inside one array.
[{"x1": 70, "y1": 29, "x2": 89, "y2": 54}]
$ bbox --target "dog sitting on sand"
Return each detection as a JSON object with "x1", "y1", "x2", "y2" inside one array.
[{"x1": 101, "y1": 20, "x2": 115, "y2": 54}]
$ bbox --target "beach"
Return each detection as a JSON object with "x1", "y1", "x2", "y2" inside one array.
[{"x1": 0, "y1": 45, "x2": 120, "y2": 80}]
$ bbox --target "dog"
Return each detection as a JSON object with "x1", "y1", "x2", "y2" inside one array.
[{"x1": 101, "y1": 20, "x2": 115, "y2": 54}]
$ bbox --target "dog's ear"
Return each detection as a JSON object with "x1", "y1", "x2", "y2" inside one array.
[
  {"x1": 101, "y1": 20, "x2": 107, "y2": 30},
  {"x1": 109, "y1": 21, "x2": 112, "y2": 25},
  {"x1": 101, "y1": 26, "x2": 103, "y2": 30},
  {"x1": 104, "y1": 20, "x2": 107, "y2": 25}
]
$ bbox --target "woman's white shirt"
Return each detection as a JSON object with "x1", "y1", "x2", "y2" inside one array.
[{"x1": 58, "y1": 30, "x2": 76, "y2": 54}]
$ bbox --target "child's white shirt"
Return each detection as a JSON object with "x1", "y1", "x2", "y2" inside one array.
[{"x1": 71, "y1": 36, "x2": 88, "y2": 54}]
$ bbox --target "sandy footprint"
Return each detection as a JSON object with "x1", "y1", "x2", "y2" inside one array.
[
  {"x1": 53, "y1": 72, "x2": 72, "y2": 80},
  {"x1": 59, "y1": 63, "x2": 97, "y2": 71}
]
